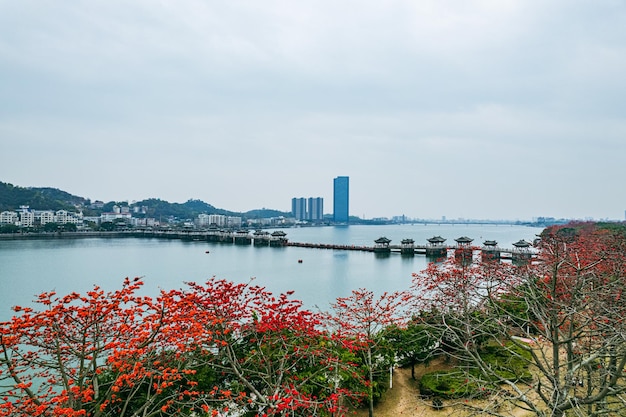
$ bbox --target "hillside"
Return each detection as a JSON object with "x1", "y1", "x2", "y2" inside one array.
[
  {"x1": 0, "y1": 182, "x2": 85, "y2": 212},
  {"x1": 0, "y1": 181, "x2": 290, "y2": 220}
]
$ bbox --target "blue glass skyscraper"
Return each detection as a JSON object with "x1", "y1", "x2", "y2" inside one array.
[{"x1": 333, "y1": 176, "x2": 349, "y2": 223}]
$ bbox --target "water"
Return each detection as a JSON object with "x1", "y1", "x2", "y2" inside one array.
[{"x1": 0, "y1": 224, "x2": 542, "y2": 320}]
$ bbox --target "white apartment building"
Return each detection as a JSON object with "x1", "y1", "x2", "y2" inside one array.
[
  {"x1": 55, "y1": 210, "x2": 70, "y2": 224},
  {"x1": 40, "y1": 211, "x2": 55, "y2": 225},
  {"x1": 54, "y1": 210, "x2": 83, "y2": 224},
  {"x1": 208, "y1": 214, "x2": 227, "y2": 227},
  {"x1": 101, "y1": 211, "x2": 132, "y2": 222},
  {"x1": 227, "y1": 216, "x2": 242, "y2": 228},
  {"x1": 0, "y1": 211, "x2": 18, "y2": 224},
  {"x1": 197, "y1": 213, "x2": 211, "y2": 228},
  {"x1": 200, "y1": 214, "x2": 243, "y2": 228},
  {"x1": 20, "y1": 211, "x2": 34, "y2": 227},
  {"x1": 1, "y1": 209, "x2": 82, "y2": 226}
]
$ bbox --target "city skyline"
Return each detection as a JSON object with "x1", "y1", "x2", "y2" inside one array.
[
  {"x1": 1, "y1": 178, "x2": 623, "y2": 223},
  {"x1": 1, "y1": 2, "x2": 625, "y2": 221}
]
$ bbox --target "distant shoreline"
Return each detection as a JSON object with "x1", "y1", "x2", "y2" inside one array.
[
  {"x1": 0, "y1": 231, "x2": 136, "y2": 240},
  {"x1": 0, "y1": 222, "x2": 552, "y2": 242}
]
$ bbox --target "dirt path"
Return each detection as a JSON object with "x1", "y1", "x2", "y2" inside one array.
[
  {"x1": 353, "y1": 359, "x2": 451, "y2": 417},
  {"x1": 352, "y1": 359, "x2": 533, "y2": 417}
]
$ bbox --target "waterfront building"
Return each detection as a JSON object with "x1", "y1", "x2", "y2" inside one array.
[
  {"x1": 197, "y1": 213, "x2": 211, "y2": 228},
  {"x1": 55, "y1": 210, "x2": 70, "y2": 224},
  {"x1": 227, "y1": 216, "x2": 243, "y2": 228},
  {"x1": 0, "y1": 211, "x2": 18, "y2": 225},
  {"x1": 20, "y1": 210, "x2": 34, "y2": 228},
  {"x1": 333, "y1": 176, "x2": 349, "y2": 223},
  {"x1": 100, "y1": 210, "x2": 131, "y2": 223},
  {"x1": 39, "y1": 211, "x2": 55, "y2": 225},
  {"x1": 292, "y1": 198, "x2": 307, "y2": 221},
  {"x1": 208, "y1": 214, "x2": 227, "y2": 227},
  {"x1": 307, "y1": 197, "x2": 323, "y2": 221}
]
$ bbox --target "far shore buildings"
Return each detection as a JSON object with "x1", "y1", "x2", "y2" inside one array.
[
  {"x1": 2, "y1": 203, "x2": 289, "y2": 231},
  {"x1": 196, "y1": 214, "x2": 242, "y2": 229},
  {"x1": 0, "y1": 207, "x2": 84, "y2": 227}
]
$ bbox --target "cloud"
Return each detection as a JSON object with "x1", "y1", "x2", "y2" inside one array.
[{"x1": 1, "y1": 0, "x2": 625, "y2": 220}]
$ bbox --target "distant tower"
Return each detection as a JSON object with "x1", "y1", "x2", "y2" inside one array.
[
  {"x1": 307, "y1": 197, "x2": 324, "y2": 221},
  {"x1": 333, "y1": 176, "x2": 349, "y2": 223},
  {"x1": 292, "y1": 198, "x2": 306, "y2": 221}
]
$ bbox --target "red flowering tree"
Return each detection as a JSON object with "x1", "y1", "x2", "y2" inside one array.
[
  {"x1": 329, "y1": 289, "x2": 407, "y2": 417},
  {"x1": 409, "y1": 222, "x2": 626, "y2": 416},
  {"x1": 163, "y1": 278, "x2": 362, "y2": 417},
  {"x1": 1, "y1": 276, "x2": 365, "y2": 417},
  {"x1": 0, "y1": 277, "x2": 199, "y2": 417}
]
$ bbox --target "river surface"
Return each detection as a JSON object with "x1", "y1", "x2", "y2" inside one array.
[{"x1": 0, "y1": 224, "x2": 543, "y2": 320}]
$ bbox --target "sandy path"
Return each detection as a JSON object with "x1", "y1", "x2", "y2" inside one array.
[
  {"x1": 352, "y1": 359, "x2": 533, "y2": 417},
  {"x1": 353, "y1": 360, "x2": 450, "y2": 417}
]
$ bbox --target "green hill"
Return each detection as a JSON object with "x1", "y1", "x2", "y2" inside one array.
[
  {"x1": 0, "y1": 182, "x2": 85, "y2": 212},
  {"x1": 0, "y1": 181, "x2": 290, "y2": 220}
]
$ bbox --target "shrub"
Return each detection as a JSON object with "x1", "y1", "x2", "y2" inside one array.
[
  {"x1": 419, "y1": 370, "x2": 480, "y2": 399},
  {"x1": 480, "y1": 342, "x2": 533, "y2": 383},
  {"x1": 419, "y1": 341, "x2": 532, "y2": 399}
]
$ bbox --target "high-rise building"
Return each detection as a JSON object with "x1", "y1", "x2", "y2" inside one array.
[
  {"x1": 307, "y1": 197, "x2": 324, "y2": 221},
  {"x1": 292, "y1": 198, "x2": 307, "y2": 221},
  {"x1": 333, "y1": 176, "x2": 349, "y2": 223},
  {"x1": 292, "y1": 197, "x2": 324, "y2": 221}
]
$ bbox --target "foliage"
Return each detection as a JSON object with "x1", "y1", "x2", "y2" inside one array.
[
  {"x1": 419, "y1": 342, "x2": 531, "y2": 400},
  {"x1": 1, "y1": 181, "x2": 290, "y2": 221},
  {"x1": 410, "y1": 222, "x2": 626, "y2": 417},
  {"x1": 164, "y1": 279, "x2": 364, "y2": 416},
  {"x1": 0, "y1": 277, "x2": 186, "y2": 417},
  {"x1": 329, "y1": 289, "x2": 407, "y2": 417},
  {"x1": 381, "y1": 320, "x2": 439, "y2": 379},
  {"x1": 0, "y1": 224, "x2": 20, "y2": 234},
  {"x1": 0, "y1": 182, "x2": 84, "y2": 212},
  {"x1": 132, "y1": 199, "x2": 290, "y2": 221},
  {"x1": 0, "y1": 277, "x2": 367, "y2": 417},
  {"x1": 478, "y1": 343, "x2": 532, "y2": 383},
  {"x1": 420, "y1": 370, "x2": 480, "y2": 399}
]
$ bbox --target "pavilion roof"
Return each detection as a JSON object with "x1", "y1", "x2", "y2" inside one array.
[
  {"x1": 427, "y1": 236, "x2": 446, "y2": 244},
  {"x1": 455, "y1": 236, "x2": 474, "y2": 244}
]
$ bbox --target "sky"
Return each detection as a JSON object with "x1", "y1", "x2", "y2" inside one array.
[{"x1": 1, "y1": 1, "x2": 625, "y2": 221}]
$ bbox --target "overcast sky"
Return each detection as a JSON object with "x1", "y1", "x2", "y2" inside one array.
[{"x1": 1, "y1": 1, "x2": 625, "y2": 221}]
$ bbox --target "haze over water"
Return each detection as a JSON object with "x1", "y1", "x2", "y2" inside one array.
[{"x1": 0, "y1": 224, "x2": 543, "y2": 320}]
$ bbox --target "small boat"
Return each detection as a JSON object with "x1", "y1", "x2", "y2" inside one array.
[
  {"x1": 297, "y1": 259, "x2": 303, "y2": 263},
  {"x1": 205, "y1": 250, "x2": 210, "y2": 254}
]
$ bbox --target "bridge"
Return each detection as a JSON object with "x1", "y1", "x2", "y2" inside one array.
[
  {"x1": 0, "y1": 229, "x2": 537, "y2": 263},
  {"x1": 129, "y1": 229, "x2": 535, "y2": 262}
]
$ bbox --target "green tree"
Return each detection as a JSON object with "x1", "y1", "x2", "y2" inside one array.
[
  {"x1": 382, "y1": 319, "x2": 439, "y2": 380},
  {"x1": 0, "y1": 224, "x2": 19, "y2": 234}
]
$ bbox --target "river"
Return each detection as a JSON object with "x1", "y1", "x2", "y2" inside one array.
[{"x1": 0, "y1": 223, "x2": 543, "y2": 320}]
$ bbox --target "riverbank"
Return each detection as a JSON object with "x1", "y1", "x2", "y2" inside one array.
[{"x1": 0, "y1": 231, "x2": 133, "y2": 240}]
